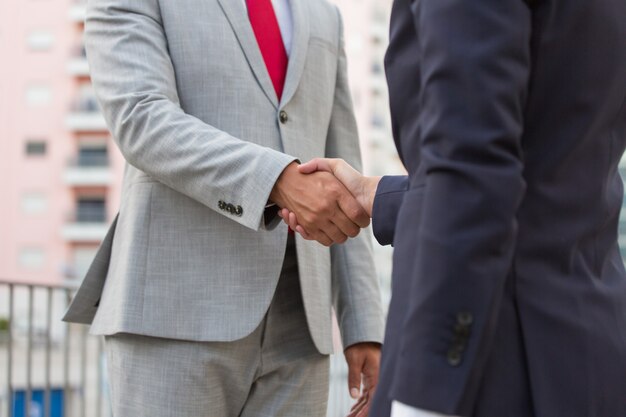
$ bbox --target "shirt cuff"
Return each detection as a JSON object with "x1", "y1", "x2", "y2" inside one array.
[{"x1": 391, "y1": 401, "x2": 459, "y2": 417}]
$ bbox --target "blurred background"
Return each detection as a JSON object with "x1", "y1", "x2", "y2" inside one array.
[
  {"x1": 0, "y1": 0, "x2": 406, "y2": 416},
  {"x1": 3, "y1": 1, "x2": 625, "y2": 417}
]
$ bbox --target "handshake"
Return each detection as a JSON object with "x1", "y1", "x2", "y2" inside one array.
[{"x1": 270, "y1": 159, "x2": 381, "y2": 246}]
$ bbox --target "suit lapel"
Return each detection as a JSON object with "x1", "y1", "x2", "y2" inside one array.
[
  {"x1": 217, "y1": 0, "x2": 279, "y2": 108},
  {"x1": 281, "y1": 0, "x2": 310, "y2": 106}
]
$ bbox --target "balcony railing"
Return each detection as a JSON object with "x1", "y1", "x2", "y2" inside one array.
[
  {"x1": 61, "y1": 209, "x2": 109, "y2": 242},
  {"x1": 63, "y1": 156, "x2": 112, "y2": 187},
  {"x1": 72, "y1": 155, "x2": 109, "y2": 169},
  {"x1": 0, "y1": 278, "x2": 108, "y2": 417},
  {"x1": 66, "y1": 98, "x2": 107, "y2": 132},
  {"x1": 0, "y1": 278, "x2": 358, "y2": 417},
  {"x1": 65, "y1": 114, "x2": 107, "y2": 132}
]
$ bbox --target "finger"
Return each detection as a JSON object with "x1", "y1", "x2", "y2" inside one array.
[
  {"x1": 347, "y1": 359, "x2": 363, "y2": 399},
  {"x1": 347, "y1": 393, "x2": 369, "y2": 417},
  {"x1": 286, "y1": 212, "x2": 314, "y2": 240},
  {"x1": 320, "y1": 220, "x2": 349, "y2": 245},
  {"x1": 295, "y1": 225, "x2": 313, "y2": 240},
  {"x1": 330, "y1": 212, "x2": 361, "y2": 240},
  {"x1": 332, "y1": 160, "x2": 363, "y2": 190},
  {"x1": 279, "y1": 210, "x2": 291, "y2": 228},
  {"x1": 298, "y1": 158, "x2": 337, "y2": 174},
  {"x1": 309, "y1": 228, "x2": 334, "y2": 247},
  {"x1": 338, "y1": 193, "x2": 370, "y2": 229},
  {"x1": 356, "y1": 401, "x2": 371, "y2": 417},
  {"x1": 349, "y1": 392, "x2": 368, "y2": 412},
  {"x1": 287, "y1": 212, "x2": 300, "y2": 231},
  {"x1": 362, "y1": 351, "x2": 381, "y2": 393}
]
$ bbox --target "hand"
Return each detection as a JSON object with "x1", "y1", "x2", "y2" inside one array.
[
  {"x1": 269, "y1": 162, "x2": 370, "y2": 246},
  {"x1": 277, "y1": 159, "x2": 381, "y2": 241},
  {"x1": 344, "y1": 342, "x2": 381, "y2": 417},
  {"x1": 299, "y1": 159, "x2": 381, "y2": 217}
]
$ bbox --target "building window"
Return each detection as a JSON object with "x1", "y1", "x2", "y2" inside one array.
[
  {"x1": 76, "y1": 197, "x2": 106, "y2": 223},
  {"x1": 25, "y1": 85, "x2": 52, "y2": 106},
  {"x1": 21, "y1": 193, "x2": 48, "y2": 214},
  {"x1": 77, "y1": 142, "x2": 108, "y2": 167},
  {"x1": 18, "y1": 248, "x2": 45, "y2": 270},
  {"x1": 27, "y1": 31, "x2": 55, "y2": 52},
  {"x1": 25, "y1": 140, "x2": 47, "y2": 156}
]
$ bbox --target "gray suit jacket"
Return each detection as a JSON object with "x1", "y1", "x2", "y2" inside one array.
[{"x1": 63, "y1": 0, "x2": 384, "y2": 354}]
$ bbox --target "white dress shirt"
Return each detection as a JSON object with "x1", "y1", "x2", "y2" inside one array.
[
  {"x1": 248, "y1": 2, "x2": 451, "y2": 417},
  {"x1": 243, "y1": 0, "x2": 293, "y2": 56},
  {"x1": 392, "y1": 401, "x2": 456, "y2": 417}
]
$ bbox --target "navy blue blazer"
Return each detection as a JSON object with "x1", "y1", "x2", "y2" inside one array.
[{"x1": 370, "y1": 0, "x2": 626, "y2": 416}]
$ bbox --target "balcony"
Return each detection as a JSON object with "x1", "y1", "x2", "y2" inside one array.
[
  {"x1": 66, "y1": 96, "x2": 107, "y2": 132},
  {"x1": 63, "y1": 155, "x2": 112, "y2": 186},
  {"x1": 68, "y1": 2, "x2": 86, "y2": 23},
  {"x1": 66, "y1": 113, "x2": 107, "y2": 132},
  {"x1": 61, "y1": 208, "x2": 108, "y2": 242}
]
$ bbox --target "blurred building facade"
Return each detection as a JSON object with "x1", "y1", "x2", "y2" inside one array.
[{"x1": 0, "y1": 0, "x2": 124, "y2": 289}]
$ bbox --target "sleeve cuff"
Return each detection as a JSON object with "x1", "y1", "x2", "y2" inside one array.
[{"x1": 372, "y1": 176, "x2": 410, "y2": 246}]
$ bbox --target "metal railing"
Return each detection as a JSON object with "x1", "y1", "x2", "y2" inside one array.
[
  {"x1": 68, "y1": 155, "x2": 109, "y2": 169},
  {"x1": 65, "y1": 208, "x2": 107, "y2": 224},
  {"x1": 0, "y1": 279, "x2": 108, "y2": 417},
  {"x1": 0, "y1": 278, "x2": 357, "y2": 417}
]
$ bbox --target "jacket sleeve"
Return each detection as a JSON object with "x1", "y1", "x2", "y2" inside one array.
[
  {"x1": 389, "y1": 0, "x2": 531, "y2": 414},
  {"x1": 84, "y1": 0, "x2": 296, "y2": 231},
  {"x1": 372, "y1": 175, "x2": 410, "y2": 246},
  {"x1": 326, "y1": 8, "x2": 385, "y2": 348}
]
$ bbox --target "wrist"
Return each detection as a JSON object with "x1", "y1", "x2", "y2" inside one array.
[
  {"x1": 270, "y1": 162, "x2": 299, "y2": 207},
  {"x1": 360, "y1": 176, "x2": 382, "y2": 217}
]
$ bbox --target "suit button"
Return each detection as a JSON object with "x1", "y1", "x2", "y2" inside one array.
[
  {"x1": 454, "y1": 323, "x2": 471, "y2": 337},
  {"x1": 279, "y1": 110, "x2": 289, "y2": 124},
  {"x1": 457, "y1": 312, "x2": 473, "y2": 326},
  {"x1": 218, "y1": 200, "x2": 226, "y2": 210},
  {"x1": 235, "y1": 205, "x2": 243, "y2": 217},
  {"x1": 227, "y1": 203, "x2": 235, "y2": 214},
  {"x1": 447, "y1": 348, "x2": 462, "y2": 367}
]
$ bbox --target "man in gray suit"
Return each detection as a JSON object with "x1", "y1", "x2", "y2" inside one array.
[{"x1": 62, "y1": 0, "x2": 385, "y2": 416}]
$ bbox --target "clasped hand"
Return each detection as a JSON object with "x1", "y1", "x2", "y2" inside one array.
[{"x1": 271, "y1": 159, "x2": 380, "y2": 245}]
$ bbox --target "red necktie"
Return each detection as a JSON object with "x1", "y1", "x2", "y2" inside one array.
[
  {"x1": 246, "y1": 0, "x2": 289, "y2": 99},
  {"x1": 247, "y1": 0, "x2": 293, "y2": 235}
]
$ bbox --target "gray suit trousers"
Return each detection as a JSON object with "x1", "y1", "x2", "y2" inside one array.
[{"x1": 104, "y1": 237, "x2": 330, "y2": 417}]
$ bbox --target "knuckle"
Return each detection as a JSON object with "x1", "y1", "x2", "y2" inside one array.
[{"x1": 350, "y1": 207, "x2": 364, "y2": 221}]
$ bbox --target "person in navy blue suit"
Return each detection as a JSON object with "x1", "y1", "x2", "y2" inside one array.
[{"x1": 279, "y1": 0, "x2": 626, "y2": 416}]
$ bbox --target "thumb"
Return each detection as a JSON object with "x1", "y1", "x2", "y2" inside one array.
[
  {"x1": 347, "y1": 357, "x2": 363, "y2": 399},
  {"x1": 298, "y1": 158, "x2": 336, "y2": 174}
]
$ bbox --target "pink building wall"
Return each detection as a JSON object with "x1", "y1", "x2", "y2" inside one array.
[{"x1": 0, "y1": 0, "x2": 123, "y2": 285}]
